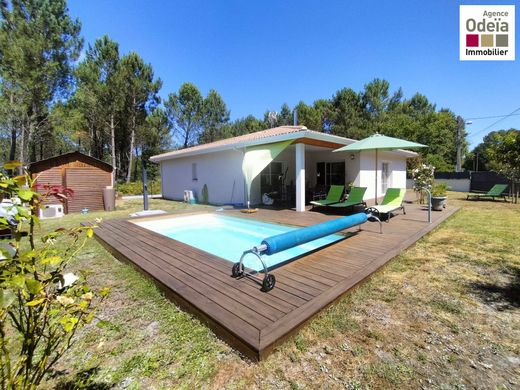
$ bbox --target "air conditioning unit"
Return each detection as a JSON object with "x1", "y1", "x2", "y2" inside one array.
[
  {"x1": 40, "y1": 204, "x2": 65, "y2": 219},
  {"x1": 183, "y1": 190, "x2": 196, "y2": 204}
]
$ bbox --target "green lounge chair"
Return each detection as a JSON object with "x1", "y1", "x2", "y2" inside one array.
[
  {"x1": 466, "y1": 184, "x2": 508, "y2": 202},
  {"x1": 310, "y1": 185, "x2": 344, "y2": 207},
  {"x1": 366, "y1": 188, "x2": 406, "y2": 221},
  {"x1": 329, "y1": 186, "x2": 367, "y2": 210}
]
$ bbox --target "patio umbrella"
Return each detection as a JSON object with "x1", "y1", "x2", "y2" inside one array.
[{"x1": 333, "y1": 133, "x2": 427, "y2": 203}]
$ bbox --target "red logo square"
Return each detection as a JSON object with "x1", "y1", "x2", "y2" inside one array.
[{"x1": 466, "y1": 34, "x2": 479, "y2": 47}]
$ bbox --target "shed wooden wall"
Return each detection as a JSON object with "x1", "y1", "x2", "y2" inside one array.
[
  {"x1": 64, "y1": 167, "x2": 111, "y2": 213},
  {"x1": 32, "y1": 157, "x2": 112, "y2": 214}
]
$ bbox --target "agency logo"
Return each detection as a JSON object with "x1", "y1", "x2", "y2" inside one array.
[{"x1": 460, "y1": 5, "x2": 515, "y2": 61}]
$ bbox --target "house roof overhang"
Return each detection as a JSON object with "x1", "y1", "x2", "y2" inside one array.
[{"x1": 150, "y1": 127, "x2": 419, "y2": 162}]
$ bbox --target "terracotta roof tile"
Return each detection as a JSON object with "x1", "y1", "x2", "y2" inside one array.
[{"x1": 152, "y1": 126, "x2": 309, "y2": 160}]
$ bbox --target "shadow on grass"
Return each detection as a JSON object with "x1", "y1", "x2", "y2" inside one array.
[
  {"x1": 54, "y1": 367, "x2": 112, "y2": 390},
  {"x1": 469, "y1": 267, "x2": 520, "y2": 310}
]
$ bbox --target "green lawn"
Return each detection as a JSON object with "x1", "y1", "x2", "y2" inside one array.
[{"x1": 37, "y1": 195, "x2": 519, "y2": 389}]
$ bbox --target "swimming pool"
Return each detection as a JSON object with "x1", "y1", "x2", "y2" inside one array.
[{"x1": 133, "y1": 214, "x2": 344, "y2": 271}]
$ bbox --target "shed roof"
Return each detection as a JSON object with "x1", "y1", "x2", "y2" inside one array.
[{"x1": 28, "y1": 151, "x2": 113, "y2": 173}]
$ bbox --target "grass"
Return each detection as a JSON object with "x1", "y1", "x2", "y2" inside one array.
[{"x1": 30, "y1": 194, "x2": 520, "y2": 389}]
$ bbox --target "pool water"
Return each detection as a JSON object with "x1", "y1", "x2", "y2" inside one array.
[{"x1": 133, "y1": 213, "x2": 344, "y2": 271}]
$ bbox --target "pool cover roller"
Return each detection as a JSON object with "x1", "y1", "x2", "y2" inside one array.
[
  {"x1": 232, "y1": 212, "x2": 377, "y2": 292},
  {"x1": 261, "y1": 212, "x2": 368, "y2": 255}
]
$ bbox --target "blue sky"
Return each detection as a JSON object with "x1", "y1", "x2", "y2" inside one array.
[{"x1": 68, "y1": 0, "x2": 519, "y2": 148}]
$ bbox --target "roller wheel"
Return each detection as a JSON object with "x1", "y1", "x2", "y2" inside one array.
[
  {"x1": 261, "y1": 274, "x2": 276, "y2": 292},
  {"x1": 232, "y1": 262, "x2": 243, "y2": 277}
]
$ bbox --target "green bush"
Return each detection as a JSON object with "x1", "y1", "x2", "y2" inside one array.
[
  {"x1": 201, "y1": 184, "x2": 209, "y2": 204},
  {"x1": 116, "y1": 180, "x2": 161, "y2": 195},
  {"x1": 0, "y1": 161, "x2": 108, "y2": 388},
  {"x1": 431, "y1": 182, "x2": 448, "y2": 197}
]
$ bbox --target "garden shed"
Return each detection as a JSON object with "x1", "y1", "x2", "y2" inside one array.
[{"x1": 28, "y1": 151, "x2": 113, "y2": 214}]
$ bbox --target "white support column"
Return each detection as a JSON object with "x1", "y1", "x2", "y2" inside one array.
[{"x1": 295, "y1": 143, "x2": 306, "y2": 212}]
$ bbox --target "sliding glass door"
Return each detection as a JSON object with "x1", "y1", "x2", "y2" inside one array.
[{"x1": 316, "y1": 162, "x2": 345, "y2": 186}]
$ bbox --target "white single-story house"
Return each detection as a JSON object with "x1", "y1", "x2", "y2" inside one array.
[{"x1": 150, "y1": 126, "x2": 418, "y2": 212}]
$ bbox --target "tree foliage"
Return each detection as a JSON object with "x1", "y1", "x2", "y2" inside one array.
[
  {"x1": 165, "y1": 82, "x2": 205, "y2": 148},
  {"x1": 469, "y1": 129, "x2": 520, "y2": 187},
  {"x1": 0, "y1": 0, "x2": 82, "y2": 163},
  {"x1": 222, "y1": 115, "x2": 267, "y2": 138},
  {"x1": 295, "y1": 100, "x2": 331, "y2": 132},
  {"x1": 67, "y1": 36, "x2": 163, "y2": 183},
  {"x1": 0, "y1": 1, "x2": 470, "y2": 178},
  {"x1": 330, "y1": 88, "x2": 368, "y2": 139},
  {"x1": 198, "y1": 89, "x2": 230, "y2": 144},
  {"x1": 119, "y1": 52, "x2": 162, "y2": 182},
  {"x1": 267, "y1": 80, "x2": 464, "y2": 171},
  {"x1": 489, "y1": 130, "x2": 520, "y2": 179},
  {"x1": 74, "y1": 35, "x2": 121, "y2": 163},
  {"x1": 463, "y1": 129, "x2": 517, "y2": 172}
]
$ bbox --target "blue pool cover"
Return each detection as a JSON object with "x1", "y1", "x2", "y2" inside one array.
[{"x1": 261, "y1": 212, "x2": 367, "y2": 255}]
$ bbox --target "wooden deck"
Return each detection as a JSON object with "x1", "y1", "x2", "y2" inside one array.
[{"x1": 94, "y1": 202, "x2": 459, "y2": 360}]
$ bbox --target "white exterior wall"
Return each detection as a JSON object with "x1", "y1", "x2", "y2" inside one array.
[
  {"x1": 407, "y1": 178, "x2": 470, "y2": 192},
  {"x1": 345, "y1": 152, "x2": 361, "y2": 187},
  {"x1": 434, "y1": 179, "x2": 470, "y2": 192},
  {"x1": 359, "y1": 150, "x2": 407, "y2": 200},
  {"x1": 160, "y1": 150, "x2": 245, "y2": 205},
  {"x1": 158, "y1": 145, "x2": 411, "y2": 206}
]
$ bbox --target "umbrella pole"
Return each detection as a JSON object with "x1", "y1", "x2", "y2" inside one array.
[{"x1": 375, "y1": 149, "x2": 378, "y2": 205}]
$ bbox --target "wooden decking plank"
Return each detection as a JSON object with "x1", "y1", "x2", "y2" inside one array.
[
  {"x1": 117, "y1": 220, "x2": 309, "y2": 309},
  {"x1": 93, "y1": 203, "x2": 459, "y2": 361},
  {"x1": 322, "y1": 251, "x2": 375, "y2": 266},
  {"x1": 274, "y1": 271, "x2": 328, "y2": 295},
  {"x1": 296, "y1": 252, "x2": 366, "y2": 273},
  {"x1": 263, "y1": 278, "x2": 316, "y2": 301},
  {"x1": 278, "y1": 239, "x2": 368, "y2": 271},
  {"x1": 284, "y1": 261, "x2": 347, "y2": 282},
  {"x1": 97, "y1": 229, "x2": 272, "y2": 331},
  {"x1": 259, "y1": 207, "x2": 460, "y2": 352},
  {"x1": 99, "y1": 226, "x2": 283, "y2": 323},
  {"x1": 98, "y1": 225, "x2": 272, "y2": 328},
  {"x1": 94, "y1": 229, "x2": 261, "y2": 350},
  {"x1": 102, "y1": 221, "x2": 295, "y2": 316},
  {"x1": 328, "y1": 241, "x2": 388, "y2": 257},
  {"x1": 278, "y1": 265, "x2": 338, "y2": 287},
  {"x1": 102, "y1": 221, "x2": 304, "y2": 313},
  {"x1": 315, "y1": 251, "x2": 370, "y2": 268},
  {"x1": 99, "y1": 223, "x2": 277, "y2": 327}
]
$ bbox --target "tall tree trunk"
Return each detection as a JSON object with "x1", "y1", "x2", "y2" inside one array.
[
  {"x1": 88, "y1": 123, "x2": 95, "y2": 156},
  {"x1": 110, "y1": 114, "x2": 116, "y2": 185},
  {"x1": 10, "y1": 128, "x2": 17, "y2": 161},
  {"x1": 133, "y1": 147, "x2": 139, "y2": 182},
  {"x1": 27, "y1": 110, "x2": 36, "y2": 163},
  {"x1": 30, "y1": 136, "x2": 36, "y2": 162},
  {"x1": 126, "y1": 102, "x2": 136, "y2": 184},
  {"x1": 19, "y1": 131, "x2": 24, "y2": 163},
  {"x1": 8, "y1": 92, "x2": 17, "y2": 161},
  {"x1": 98, "y1": 126, "x2": 104, "y2": 160},
  {"x1": 183, "y1": 120, "x2": 191, "y2": 148},
  {"x1": 18, "y1": 121, "x2": 27, "y2": 173}
]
